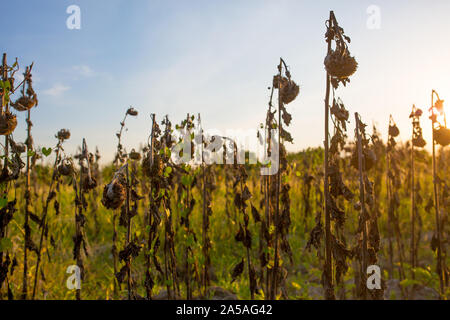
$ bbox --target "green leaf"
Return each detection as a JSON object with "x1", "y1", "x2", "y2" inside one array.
[
  {"x1": 269, "y1": 225, "x2": 275, "y2": 235},
  {"x1": 400, "y1": 278, "x2": 421, "y2": 287},
  {"x1": 42, "y1": 147, "x2": 52, "y2": 157},
  {"x1": 181, "y1": 175, "x2": 192, "y2": 187},
  {"x1": 413, "y1": 267, "x2": 433, "y2": 281},
  {"x1": 164, "y1": 279, "x2": 173, "y2": 287},
  {"x1": 0, "y1": 197, "x2": 8, "y2": 209},
  {"x1": 27, "y1": 150, "x2": 36, "y2": 157},
  {"x1": 164, "y1": 147, "x2": 171, "y2": 158},
  {"x1": 292, "y1": 281, "x2": 301, "y2": 290},
  {"x1": 0, "y1": 238, "x2": 12, "y2": 251},
  {"x1": 164, "y1": 166, "x2": 172, "y2": 177}
]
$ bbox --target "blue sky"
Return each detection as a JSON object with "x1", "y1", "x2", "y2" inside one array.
[{"x1": 2, "y1": 0, "x2": 450, "y2": 163}]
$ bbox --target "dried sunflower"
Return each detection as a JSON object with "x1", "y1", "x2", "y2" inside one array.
[
  {"x1": 58, "y1": 159, "x2": 73, "y2": 176},
  {"x1": 434, "y1": 127, "x2": 450, "y2": 146},
  {"x1": 57, "y1": 129, "x2": 71, "y2": 141},
  {"x1": 0, "y1": 112, "x2": 18, "y2": 135},
  {"x1": 413, "y1": 135, "x2": 426, "y2": 148},
  {"x1": 273, "y1": 75, "x2": 299, "y2": 104},
  {"x1": 129, "y1": 149, "x2": 141, "y2": 161},
  {"x1": 11, "y1": 95, "x2": 37, "y2": 112},
  {"x1": 102, "y1": 172, "x2": 127, "y2": 210},
  {"x1": 324, "y1": 49, "x2": 358, "y2": 79},
  {"x1": 389, "y1": 124, "x2": 400, "y2": 137}
]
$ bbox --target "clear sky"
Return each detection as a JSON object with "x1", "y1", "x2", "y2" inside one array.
[{"x1": 2, "y1": 0, "x2": 450, "y2": 163}]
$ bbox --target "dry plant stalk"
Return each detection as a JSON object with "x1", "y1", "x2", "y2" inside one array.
[
  {"x1": 321, "y1": 11, "x2": 357, "y2": 299},
  {"x1": 0, "y1": 53, "x2": 22, "y2": 299},
  {"x1": 109, "y1": 107, "x2": 138, "y2": 298},
  {"x1": 409, "y1": 105, "x2": 426, "y2": 278},
  {"x1": 32, "y1": 129, "x2": 70, "y2": 299},
  {"x1": 71, "y1": 139, "x2": 94, "y2": 300},
  {"x1": 386, "y1": 116, "x2": 406, "y2": 283},
  {"x1": 354, "y1": 113, "x2": 384, "y2": 300},
  {"x1": 429, "y1": 90, "x2": 446, "y2": 297}
]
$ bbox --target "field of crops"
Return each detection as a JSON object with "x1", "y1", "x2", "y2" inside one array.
[{"x1": 0, "y1": 10, "x2": 448, "y2": 300}]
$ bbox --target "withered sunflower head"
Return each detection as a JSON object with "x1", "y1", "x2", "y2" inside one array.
[
  {"x1": 12, "y1": 142, "x2": 26, "y2": 154},
  {"x1": 413, "y1": 135, "x2": 427, "y2": 148},
  {"x1": 126, "y1": 107, "x2": 138, "y2": 116},
  {"x1": 102, "y1": 170, "x2": 127, "y2": 210},
  {"x1": 57, "y1": 129, "x2": 71, "y2": 141},
  {"x1": 389, "y1": 124, "x2": 400, "y2": 138},
  {"x1": 281, "y1": 80, "x2": 300, "y2": 105},
  {"x1": 0, "y1": 112, "x2": 18, "y2": 136},
  {"x1": 324, "y1": 49, "x2": 358, "y2": 79},
  {"x1": 83, "y1": 175, "x2": 97, "y2": 191},
  {"x1": 434, "y1": 126, "x2": 450, "y2": 147},
  {"x1": 58, "y1": 159, "x2": 74, "y2": 176},
  {"x1": 11, "y1": 95, "x2": 37, "y2": 112},
  {"x1": 129, "y1": 149, "x2": 141, "y2": 161}
]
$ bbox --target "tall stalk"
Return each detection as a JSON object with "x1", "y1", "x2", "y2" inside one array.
[
  {"x1": 323, "y1": 12, "x2": 334, "y2": 300},
  {"x1": 177, "y1": 113, "x2": 196, "y2": 300},
  {"x1": 21, "y1": 67, "x2": 32, "y2": 300},
  {"x1": 240, "y1": 168, "x2": 255, "y2": 300},
  {"x1": 409, "y1": 104, "x2": 427, "y2": 279},
  {"x1": 355, "y1": 113, "x2": 368, "y2": 300},
  {"x1": 430, "y1": 90, "x2": 445, "y2": 298},
  {"x1": 1, "y1": 54, "x2": 9, "y2": 189},
  {"x1": 74, "y1": 140, "x2": 85, "y2": 300},
  {"x1": 198, "y1": 114, "x2": 211, "y2": 295},
  {"x1": 32, "y1": 131, "x2": 67, "y2": 299},
  {"x1": 125, "y1": 164, "x2": 132, "y2": 299},
  {"x1": 0, "y1": 53, "x2": 8, "y2": 299},
  {"x1": 145, "y1": 113, "x2": 156, "y2": 299},
  {"x1": 270, "y1": 59, "x2": 283, "y2": 300},
  {"x1": 229, "y1": 139, "x2": 257, "y2": 299},
  {"x1": 0, "y1": 53, "x2": 24, "y2": 298},
  {"x1": 410, "y1": 105, "x2": 417, "y2": 276},
  {"x1": 322, "y1": 10, "x2": 357, "y2": 299},
  {"x1": 386, "y1": 116, "x2": 406, "y2": 282},
  {"x1": 163, "y1": 115, "x2": 180, "y2": 298},
  {"x1": 386, "y1": 122, "x2": 394, "y2": 279},
  {"x1": 262, "y1": 90, "x2": 274, "y2": 299},
  {"x1": 112, "y1": 107, "x2": 137, "y2": 298},
  {"x1": 262, "y1": 58, "x2": 298, "y2": 299}
]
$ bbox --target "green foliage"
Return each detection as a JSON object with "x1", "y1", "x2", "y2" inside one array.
[
  {"x1": 41, "y1": 147, "x2": 52, "y2": 157},
  {"x1": 0, "y1": 197, "x2": 7, "y2": 209},
  {"x1": 0, "y1": 145, "x2": 447, "y2": 300}
]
